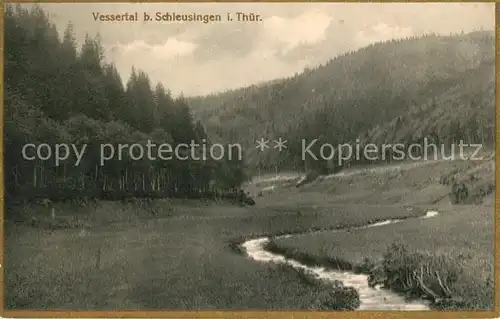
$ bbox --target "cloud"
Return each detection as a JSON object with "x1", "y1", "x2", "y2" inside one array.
[
  {"x1": 261, "y1": 10, "x2": 332, "y2": 53},
  {"x1": 190, "y1": 24, "x2": 258, "y2": 61},
  {"x1": 355, "y1": 22, "x2": 413, "y2": 47},
  {"x1": 188, "y1": 9, "x2": 333, "y2": 63},
  {"x1": 24, "y1": 3, "x2": 495, "y2": 96},
  {"x1": 114, "y1": 38, "x2": 197, "y2": 60}
]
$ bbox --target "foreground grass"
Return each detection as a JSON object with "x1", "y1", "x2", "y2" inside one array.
[
  {"x1": 6, "y1": 199, "x2": 420, "y2": 310},
  {"x1": 268, "y1": 158, "x2": 494, "y2": 310},
  {"x1": 6, "y1": 158, "x2": 494, "y2": 310},
  {"x1": 269, "y1": 205, "x2": 494, "y2": 310}
]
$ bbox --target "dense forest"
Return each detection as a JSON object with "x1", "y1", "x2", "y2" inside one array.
[
  {"x1": 4, "y1": 4, "x2": 248, "y2": 206},
  {"x1": 189, "y1": 31, "x2": 495, "y2": 175},
  {"x1": 4, "y1": 4, "x2": 495, "y2": 208}
]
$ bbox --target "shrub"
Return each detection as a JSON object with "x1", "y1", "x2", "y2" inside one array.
[
  {"x1": 372, "y1": 243, "x2": 493, "y2": 310},
  {"x1": 312, "y1": 280, "x2": 360, "y2": 310}
]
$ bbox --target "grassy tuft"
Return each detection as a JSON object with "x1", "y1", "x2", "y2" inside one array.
[{"x1": 373, "y1": 243, "x2": 493, "y2": 310}]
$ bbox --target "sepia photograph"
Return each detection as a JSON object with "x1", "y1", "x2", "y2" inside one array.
[{"x1": 3, "y1": 2, "x2": 496, "y2": 314}]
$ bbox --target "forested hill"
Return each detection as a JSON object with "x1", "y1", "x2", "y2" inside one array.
[
  {"x1": 189, "y1": 31, "x2": 495, "y2": 174},
  {"x1": 4, "y1": 4, "x2": 247, "y2": 203}
]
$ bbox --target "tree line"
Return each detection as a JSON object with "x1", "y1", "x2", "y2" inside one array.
[
  {"x1": 4, "y1": 4, "x2": 495, "y2": 206},
  {"x1": 4, "y1": 4, "x2": 248, "y2": 206}
]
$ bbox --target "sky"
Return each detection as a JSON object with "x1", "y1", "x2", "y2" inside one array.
[{"x1": 29, "y1": 3, "x2": 495, "y2": 96}]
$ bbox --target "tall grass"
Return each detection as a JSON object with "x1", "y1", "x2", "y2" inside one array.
[{"x1": 373, "y1": 243, "x2": 493, "y2": 310}]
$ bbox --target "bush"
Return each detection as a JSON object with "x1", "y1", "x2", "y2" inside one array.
[
  {"x1": 266, "y1": 264, "x2": 360, "y2": 310},
  {"x1": 371, "y1": 243, "x2": 493, "y2": 310},
  {"x1": 312, "y1": 280, "x2": 360, "y2": 310}
]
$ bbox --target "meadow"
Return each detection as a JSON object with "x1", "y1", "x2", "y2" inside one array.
[
  {"x1": 5, "y1": 158, "x2": 494, "y2": 310},
  {"x1": 4, "y1": 5, "x2": 495, "y2": 312},
  {"x1": 270, "y1": 158, "x2": 495, "y2": 310}
]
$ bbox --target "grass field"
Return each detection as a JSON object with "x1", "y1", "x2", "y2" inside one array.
[
  {"x1": 6, "y1": 200, "x2": 421, "y2": 309},
  {"x1": 270, "y1": 159, "x2": 494, "y2": 310},
  {"x1": 5, "y1": 158, "x2": 495, "y2": 310}
]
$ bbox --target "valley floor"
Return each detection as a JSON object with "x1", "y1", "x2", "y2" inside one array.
[
  {"x1": 4, "y1": 158, "x2": 495, "y2": 310},
  {"x1": 268, "y1": 158, "x2": 494, "y2": 309}
]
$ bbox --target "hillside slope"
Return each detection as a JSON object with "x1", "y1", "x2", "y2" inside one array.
[{"x1": 189, "y1": 31, "x2": 495, "y2": 173}]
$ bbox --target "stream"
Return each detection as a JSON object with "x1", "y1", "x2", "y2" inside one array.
[{"x1": 241, "y1": 211, "x2": 439, "y2": 310}]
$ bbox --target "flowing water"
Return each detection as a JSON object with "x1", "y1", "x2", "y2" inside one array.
[{"x1": 241, "y1": 211, "x2": 439, "y2": 310}]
